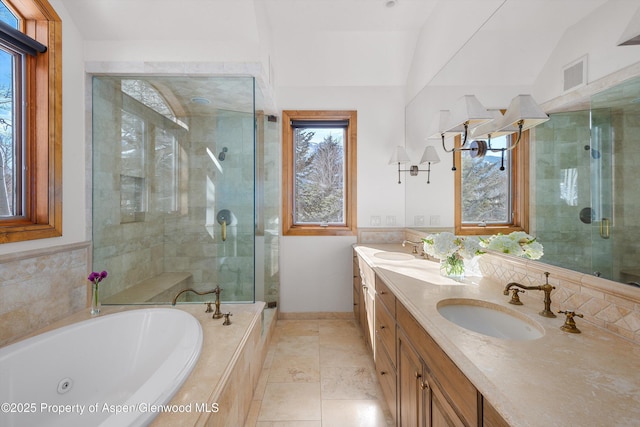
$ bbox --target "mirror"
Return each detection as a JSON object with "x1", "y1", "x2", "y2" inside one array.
[
  {"x1": 405, "y1": 75, "x2": 640, "y2": 287},
  {"x1": 530, "y1": 75, "x2": 640, "y2": 286}
]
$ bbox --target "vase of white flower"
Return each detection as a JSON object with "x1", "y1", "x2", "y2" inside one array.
[{"x1": 422, "y1": 232, "x2": 484, "y2": 279}]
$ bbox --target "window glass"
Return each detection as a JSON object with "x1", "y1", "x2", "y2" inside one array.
[
  {"x1": 461, "y1": 135, "x2": 512, "y2": 225},
  {"x1": 120, "y1": 110, "x2": 146, "y2": 222},
  {"x1": 0, "y1": 4, "x2": 20, "y2": 217},
  {"x1": 293, "y1": 126, "x2": 346, "y2": 225},
  {"x1": 121, "y1": 80, "x2": 175, "y2": 121}
]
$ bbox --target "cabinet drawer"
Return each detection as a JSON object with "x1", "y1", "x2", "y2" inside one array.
[
  {"x1": 483, "y1": 399, "x2": 510, "y2": 427},
  {"x1": 375, "y1": 275, "x2": 396, "y2": 316},
  {"x1": 375, "y1": 294, "x2": 396, "y2": 368},
  {"x1": 375, "y1": 332, "x2": 397, "y2": 422},
  {"x1": 397, "y1": 302, "x2": 478, "y2": 427}
]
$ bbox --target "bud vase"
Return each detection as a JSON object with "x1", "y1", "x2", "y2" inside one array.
[
  {"x1": 91, "y1": 283, "x2": 100, "y2": 316},
  {"x1": 440, "y1": 255, "x2": 465, "y2": 280}
]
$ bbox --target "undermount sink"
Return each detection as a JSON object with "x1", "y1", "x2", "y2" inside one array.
[
  {"x1": 373, "y1": 252, "x2": 414, "y2": 261},
  {"x1": 437, "y1": 298, "x2": 544, "y2": 341}
]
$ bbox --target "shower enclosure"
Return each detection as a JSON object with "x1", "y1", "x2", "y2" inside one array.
[
  {"x1": 533, "y1": 75, "x2": 640, "y2": 285},
  {"x1": 91, "y1": 75, "x2": 280, "y2": 305}
]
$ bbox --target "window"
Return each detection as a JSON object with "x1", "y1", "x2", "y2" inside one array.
[
  {"x1": 454, "y1": 130, "x2": 529, "y2": 235},
  {"x1": 282, "y1": 110, "x2": 357, "y2": 236},
  {"x1": 118, "y1": 79, "x2": 182, "y2": 222},
  {"x1": 0, "y1": 0, "x2": 61, "y2": 243}
]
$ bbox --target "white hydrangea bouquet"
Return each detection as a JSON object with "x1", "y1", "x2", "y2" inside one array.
[
  {"x1": 422, "y1": 232, "x2": 484, "y2": 278},
  {"x1": 480, "y1": 231, "x2": 544, "y2": 260}
]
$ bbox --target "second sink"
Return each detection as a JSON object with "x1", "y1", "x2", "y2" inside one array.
[{"x1": 437, "y1": 298, "x2": 544, "y2": 341}]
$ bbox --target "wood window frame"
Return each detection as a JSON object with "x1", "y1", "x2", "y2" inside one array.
[
  {"x1": 454, "y1": 130, "x2": 529, "y2": 236},
  {"x1": 0, "y1": 0, "x2": 62, "y2": 243},
  {"x1": 282, "y1": 110, "x2": 357, "y2": 236}
]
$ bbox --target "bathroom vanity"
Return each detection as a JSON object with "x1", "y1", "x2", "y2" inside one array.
[{"x1": 353, "y1": 244, "x2": 640, "y2": 427}]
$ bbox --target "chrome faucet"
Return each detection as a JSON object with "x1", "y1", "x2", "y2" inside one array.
[
  {"x1": 402, "y1": 240, "x2": 422, "y2": 254},
  {"x1": 503, "y1": 272, "x2": 556, "y2": 318},
  {"x1": 172, "y1": 286, "x2": 224, "y2": 319}
]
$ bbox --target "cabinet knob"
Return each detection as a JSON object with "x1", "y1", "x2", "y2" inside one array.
[
  {"x1": 420, "y1": 381, "x2": 429, "y2": 391},
  {"x1": 380, "y1": 290, "x2": 387, "y2": 295},
  {"x1": 415, "y1": 372, "x2": 421, "y2": 380},
  {"x1": 380, "y1": 371, "x2": 387, "y2": 375},
  {"x1": 380, "y1": 325, "x2": 386, "y2": 330}
]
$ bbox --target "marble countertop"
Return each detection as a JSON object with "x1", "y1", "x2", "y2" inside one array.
[{"x1": 354, "y1": 243, "x2": 640, "y2": 427}]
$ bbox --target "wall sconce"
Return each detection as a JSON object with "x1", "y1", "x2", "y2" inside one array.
[
  {"x1": 470, "y1": 95, "x2": 549, "y2": 170},
  {"x1": 428, "y1": 94, "x2": 549, "y2": 171},
  {"x1": 389, "y1": 146, "x2": 440, "y2": 184},
  {"x1": 428, "y1": 95, "x2": 493, "y2": 171}
]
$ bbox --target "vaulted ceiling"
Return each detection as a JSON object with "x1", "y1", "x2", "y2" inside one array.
[{"x1": 60, "y1": 0, "x2": 613, "y2": 95}]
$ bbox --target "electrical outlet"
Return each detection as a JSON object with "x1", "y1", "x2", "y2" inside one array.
[
  {"x1": 370, "y1": 216, "x2": 381, "y2": 226},
  {"x1": 414, "y1": 215, "x2": 425, "y2": 226},
  {"x1": 430, "y1": 215, "x2": 440, "y2": 226},
  {"x1": 386, "y1": 215, "x2": 396, "y2": 226}
]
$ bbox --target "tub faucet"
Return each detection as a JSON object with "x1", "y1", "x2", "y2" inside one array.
[
  {"x1": 503, "y1": 272, "x2": 556, "y2": 318},
  {"x1": 172, "y1": 286, "x2": 224, "y2": 319}
]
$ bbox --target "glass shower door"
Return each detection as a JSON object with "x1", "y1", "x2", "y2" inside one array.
[{"x1": 92, "y1": 76, "x2": 256, "y2": 304}]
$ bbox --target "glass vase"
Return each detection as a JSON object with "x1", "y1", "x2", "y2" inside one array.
[
  {"x1": 90, "y1": 282, "x2": 100, "y2": 316},
  {"x1": 440, "y1": 255, "x2": 465, "y2": 280}
]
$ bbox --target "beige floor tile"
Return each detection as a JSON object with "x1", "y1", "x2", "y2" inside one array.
[
  {"x1": 321, "y1": 399, "x2": 394, "y2": 427},
  {"x1": 269, "y1": 357, "x2": 320, "y2": 383},
  {"x1": 257, "y1": 382, "x2": 321, "y2": 422},
  {"x1": 321, "y1": 366, "x2": 382, "y2": 400},
  {"x1": 319, "y1": 335, "x2": 374, "y2": 368},
  {"x1": 318, "y1": 319, "x2": 362, "y2": 337},
  {"x1": 274, "y1": 335, "x2": 320, "y2": 358},
  {"x1": 275, "y1": 320, "x2": 320, "y2": 336},
  {"x1": 256, "y1": 422, "x2": 322, "y2": 427}
]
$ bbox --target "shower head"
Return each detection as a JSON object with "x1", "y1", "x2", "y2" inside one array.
[{"x1": 218, "y1": 147, "x2": 228, "y2": 161}]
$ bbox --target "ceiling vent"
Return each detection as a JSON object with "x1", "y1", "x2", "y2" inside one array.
[{"x1": 563, "y1": 56, "x2": 587, "y2": 93}]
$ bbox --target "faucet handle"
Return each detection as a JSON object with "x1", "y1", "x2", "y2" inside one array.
[
  {"x1": 508, "y1": 288, "x2": 525, "y2": 305},
  {"x1": 204, "y1": 302, "x2": 213, "y2": 313},
  {"x1": 558, "y1": 310, "x2": 584, "y2": 334}
]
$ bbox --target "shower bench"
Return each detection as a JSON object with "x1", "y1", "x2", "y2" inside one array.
[{"x1": 102, "y1": 272, "x2": 193, "y2": 304}]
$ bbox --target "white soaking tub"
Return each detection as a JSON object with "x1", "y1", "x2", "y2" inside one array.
[{"x1": 0, "y1": 308, "x2": 203, "y2": 427}]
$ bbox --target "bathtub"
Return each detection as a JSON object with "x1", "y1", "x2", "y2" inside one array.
[{"x1": 0, "y1": 308, "x2": 203, "y2": 427}]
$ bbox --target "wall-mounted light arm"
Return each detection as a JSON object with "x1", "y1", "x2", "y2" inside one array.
[{"x1": 389, "y1": 145, "x2": 440, "y2": 183}]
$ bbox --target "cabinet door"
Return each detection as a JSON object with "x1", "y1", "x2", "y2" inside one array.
[
  {"x1": 398, "y1": 330, "x2": 426, "y2": 427},
  {"x1": 430, "y1": 380, "x2": 466, "y2": 427}
]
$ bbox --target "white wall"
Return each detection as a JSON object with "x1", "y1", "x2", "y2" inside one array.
[
  {"x1": 277, "y1": 85, "x2": 406, "y2": 313},
  {"x1": 533, "y1": 1, "x2": 640, "y2": 103},
  {"x1": 0, "y1": 1, "x2": 87, "y2": 255}
]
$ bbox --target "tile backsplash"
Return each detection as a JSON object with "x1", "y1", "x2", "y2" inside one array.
[{"x1": 0, "y1": 242, "x2": 90, "y2": 346}]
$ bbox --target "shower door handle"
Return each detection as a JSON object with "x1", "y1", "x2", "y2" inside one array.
[
  {"x1": 599, "y1": 217, "x2": 610, "y2": 239},
  {"x1": 217, "y1": 209, "x2": 232, "y2": 242}
]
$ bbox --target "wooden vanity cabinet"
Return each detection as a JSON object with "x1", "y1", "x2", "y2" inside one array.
[
  {"x1": 482, "y1": 400, "x2": 509, "y2": 427},
  {"x1": 375, "y1": 274, "x2": 398, "y2": 422},
  {"x1": 353, "y1": 250, "x2": 371, "y2": 351},
  {"x1": 397, "y1": 301, "x2": 478, "y2": 427},
  {"x1": 398, "y1": 323, "x2": 469, "y2": 427},
  {"x1": 353, "y1": 252, "x2": 361, "y2": 328}
]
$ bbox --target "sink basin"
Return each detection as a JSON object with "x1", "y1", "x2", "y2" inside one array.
[
  {"x1": 373, "y1": 252, "x2": 414, "y2": 261},
  {"x1": 437, "y1": 298, "x2": 544, "y2": 341}
]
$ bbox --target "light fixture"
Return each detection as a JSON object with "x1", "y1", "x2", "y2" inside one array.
[
  {"x1": 429, "y1": 94, "x2": 549, "y2": 172},
  {"x1": 389, "y1": 145, "x2": 440, "y2": 184},
  {"x1": 469, "y1": 95, "x2": 549, "y2": 170},
  {"x1": 419, "y1": 146, "x2": 440, "y2": 184}
]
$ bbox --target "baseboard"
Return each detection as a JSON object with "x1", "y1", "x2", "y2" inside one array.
[{"x1": 277, "y1": 311, "x2": 355, "y2": 320}]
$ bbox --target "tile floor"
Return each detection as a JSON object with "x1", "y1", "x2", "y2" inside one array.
[{"x1": 244, "y1": 319, "x2": 394, "y2": 427}]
